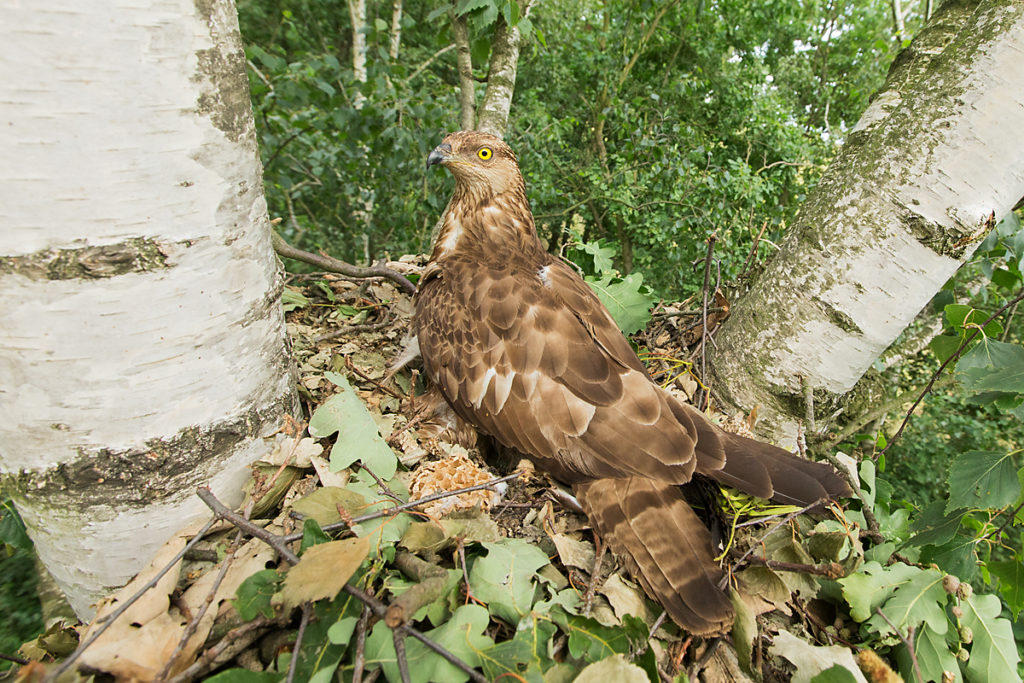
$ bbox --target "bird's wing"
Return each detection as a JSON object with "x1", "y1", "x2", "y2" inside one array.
[
  {"x1": 415, "y1": 253, "x2": 724, "y2": 483},
  {"x1": 575, "y1": 476, "x2": 734, "y2": 636}
]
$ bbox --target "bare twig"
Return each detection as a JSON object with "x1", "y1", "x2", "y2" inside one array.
[
  {"x1": 166, "y1": 615, "x2": 281, "y2": 683},
  {"x1": 272, "y1": 231, "x2": 416, "y2": 295},
  {"x1": 393, "y1": 630, "x2": 412, "y2": 683},
  {"x1": 198, "y1": 487, "x2": 299, "y2": 564},
  {"x1": 731, "y1": 554, "x2": 846, "y2": 579},
  {"x1": 346, "y1": 355, "x2": 404, "y2": 399},
  {"x1": 343, "y1": 584, "x2": 487, "y2": 683},
  {"x1": 314, "y1": 317, "x2": 393, "y2": 343},
  {"x1": 286, "y1": 603, "x2": 313, "y2": 683},
  {"x1": 355, "y1": 462, "x2": 405, "y2": 504},
  {"x1": 0, "y1": 652, "x2": 29, "y2": 665},
  {"x1": 698, "y1": 232, "x2": 717, "y2": 409},
  {"x1": 156, "y1": 530, "x2": 245, "y2": 682},
  {"x1": 875, "y1": 608, "x2": 924, "y2": 683},
  {"x1": 282, "y1": 472, "x2": 523, "y2": 543},
  {"x1": 352, "y1": 604, "x2": 372, "y2": 683},
  {"x1": 581, "y1": 532, "x2": 607, "y2": 617},
  {"x1": 881, "y1": 287, "x2": 1024, "y2": 457},
  {"x1": 45, "y1": 518, "x2": 218, "y2": 682},
  {"x1": 720, "y1": 500, "x2": 823, "y2": 590},
  {"x1": 197, "y1": 488, "x2": 488, "y2": 683}
]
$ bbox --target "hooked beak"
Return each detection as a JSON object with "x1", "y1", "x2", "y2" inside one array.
[{"x1": 426, "y1": 143, "x2": 453, "y2": 170}]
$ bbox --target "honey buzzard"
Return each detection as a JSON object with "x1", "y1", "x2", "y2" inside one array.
[{"x1": 414, "y1": 130, "x2": 850, "y2": 635}]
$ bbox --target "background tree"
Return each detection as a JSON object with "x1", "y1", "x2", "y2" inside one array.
[
  {"x1": 709, "y1": 0, "x2": 1024, "y2": 444},
  {"x1": 0, "y1": 0, "x2": 296, "y2": 616}
]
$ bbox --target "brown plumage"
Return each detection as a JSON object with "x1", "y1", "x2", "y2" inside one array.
[{"x1": 414, "y1": 131, "x2": 851, "y2": 635}]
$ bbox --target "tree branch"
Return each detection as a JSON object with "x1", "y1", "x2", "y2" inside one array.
[{"x1": 271, "y1": 231, "x2": 416, "y2": 295}]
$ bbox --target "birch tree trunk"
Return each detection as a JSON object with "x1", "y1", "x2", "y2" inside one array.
[
  {"x1": 709, "y1": 0, "x2": 1024, "y2": 447},
  {"x1": 476, "y1": 1, "x2": 534, "y2": 139},
  {"x1": 0, "y1": 0, "x2": 297, "y2": 617}
]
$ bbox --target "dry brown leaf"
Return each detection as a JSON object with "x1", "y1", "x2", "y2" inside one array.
[
  {"x1": 550, "y1": 533, "x2": 596, "y2": 572},
  {"x1": 599, "y1": 573, "x2": 651, "y2": 625},
  {"x1": 279, "y1": 536, "x2": 370, "y2": 609}
]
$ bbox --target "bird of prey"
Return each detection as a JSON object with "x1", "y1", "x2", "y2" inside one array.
[{"x1": 414, "y1": 130, "x2": 851, "y2": 635}]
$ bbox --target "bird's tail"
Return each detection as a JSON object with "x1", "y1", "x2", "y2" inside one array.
[
  {"x1": 574, "y1": 476, "x2": 734, "y2": 636},
  {"x1": 702, "y1": 430, "x2": 852, "y2": 506}
]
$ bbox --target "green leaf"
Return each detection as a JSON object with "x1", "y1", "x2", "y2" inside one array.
[
  {"x1": 836, "y1": 561, "x2": 922, "y2": 623},
  {"x1": 365, "y1": 604, "x2": 494, "y2": 682},
  {"x1": 300, "y1": 517, "x2": 331, "y2": 553},
  {"x1": 548, "y1": 609, "x2": 641, "y2": 662},
  {"x1": 205, "y1": 669, "x2": 283, "y2": 682},
  {"x1": 946, "y1": 451, "x2": 1021, "y2": 512},
  {"x1": 988, "y1": 559, "x2": 1024, "y2": 619},
  {"x1": 930, "y1": 334, "x2": 962, "y2": 364},
  {"x1": 896, "y1": 622, "x2": 961, "y2": 683},
  {"x1": 478, "y1": 613, "x2": 558, "y2": 681},
  {"x1": 501, "y1": 0, "x2": 520, "y2": 27},
  {"x1": 308, "y1": 371, "x2": 398, "y2": 479},
  {"x1": 585, "y1": 273, "x2": 657, "y2": 335},
  {"x1": 907, "y1": 500, "x2": 965, "y2": 547},
  {"x1": 469, "y1": 539, "x2": 549, "y2": 625},
  {"x1": 234, "y1": 569, "x2": 282, "y2": 621},
  {"x1": 574, "y1": 654, "x2": 649, "y2": 682},
  {"x1": 961, "y1": 593, "x2": 1022, "y2": 683},
  {"x1": 0, "y1": 500, "x2": 32, "y2": 550},
  {"x1": 863, "y1": 568, "x2": 948, "y2": 638},
  {"x1": 809, "y1": 664, "x2": 859, "y2": 683},
  {"x1": 292, "y1": 598, "x2": 362, "y2": 682},
  {"x1": 343, "y1": 470, "x2": 413, "y2": 552},
  {"x1": 957, "y1": 339, "x2": 1024, "y2": 395},
  {"x1": 281, "y1": 286, "x2": 310, "y2": 312}
]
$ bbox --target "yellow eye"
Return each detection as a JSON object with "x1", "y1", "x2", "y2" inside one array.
[{"x1": 477, "y1": 147, "x2": 493, "y2": 160}]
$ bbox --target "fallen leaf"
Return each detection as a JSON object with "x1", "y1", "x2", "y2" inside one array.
[
  {"x1": 768, "y1": 630, "x2": 867, "y2": 683},
  {"x1": 279, "y1": 536, "x2": 371, "y2": 609}
]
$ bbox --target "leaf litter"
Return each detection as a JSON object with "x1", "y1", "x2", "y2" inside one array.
[{"x1": 18, "y1": 265, "x2": 907, "y2": 683}]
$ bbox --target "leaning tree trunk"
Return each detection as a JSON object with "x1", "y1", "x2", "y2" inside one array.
[
  {"x1": 0, "y1": 0, "x2": 297, "y2": 617},
  {"x1": 709, "y1": 0, "x2": 1024, "y2": 446}
]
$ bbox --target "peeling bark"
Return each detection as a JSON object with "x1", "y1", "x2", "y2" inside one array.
[
  {"x1": 709, "y1": 0, "x2": 1024, "y2": 446},
  {"x1": 0, "y1": 0, "x2": 297, "y2": 616}
]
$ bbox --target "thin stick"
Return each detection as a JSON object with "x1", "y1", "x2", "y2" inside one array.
[
  {"x1": 346, "y1": 355, "x2": 404, "y2": 399},
  {"x1": 355, "y1": 462, "x2": 405, "y2": 504},
  {"x1": 272, "y1": 231, "x2": 416, "y2": 295},
  {"x1": 165, "y1": 615, "x2": 279, "y2": 683},
  {"x1": 286, "y1": 603, "x2": 312, "y2": 683},
  {"x1": 197, "y1": 488, "x2": 488, "y2": 683},
  {"x1": 720, "y1": 500, "x2": 822, "y2": 590},
  {"x1": 581, "y1": 532, "x2": 607, "y2": 617},
  {"x1": 0, "y1": 652, "x2": 28, "y2": 665},
  {"x1": 393, "y1": 630, "x2": 412, "y2": 683},
  {"x1": 875, "y1": 608, "x2": 924, "y2": 683},
  {"x1": 699, "y1": 232, "x2": 717, "y2": 410},
  {"x1": 342, "y1": 584, "x2": 488, "y2": 683},
  {"x1": 881, "y1": 287, "x2": 1024, "y2": 457},
  {"x1": 156, "y1": 529, "x2": 244, "y2": 682},
  {"x1": 353, "y1": 604, "x2": 372, "y2": 683},
  {"x1": 281, "y1": 472, "x2": 522, "y2": 543},
  {"x1": 198, "y1": 487, "x2": 299, "y2": 564},
  {"x1": 45, "y1": 517, "x2": 218, "y2": 682}
]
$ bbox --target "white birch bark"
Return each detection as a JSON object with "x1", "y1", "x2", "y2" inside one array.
[
  {"x1": 0, "y1": 0, "x2": 297, "y2": 617},
  {"x1": 348, "y1": 0, "x2": 368, "y2": 108},
  {"x1": 476, "y1": 1, "x2": 534, "y2": 139},
  {"x1": 389, "y1": 0, "x2": 403, "y2": 60},
  {"x1": 709, "y1": 0, "x2": 1024, "y2": 446}
]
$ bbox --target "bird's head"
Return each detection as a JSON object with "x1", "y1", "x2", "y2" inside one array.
[{"x1": 427, "y1": 131, "x2": 524, "y2": 201}]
